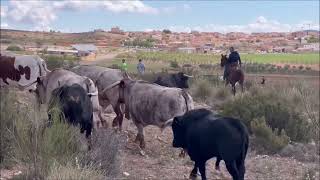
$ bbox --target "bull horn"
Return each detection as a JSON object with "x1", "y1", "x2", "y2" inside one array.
[
  {"x1": 183, "y1": 74, "x2": 193, "y2": 78},
  {"x1": 87, "y1": 90, "x2": 98, "y2": 96},
  {"x1": 163, "y1": 118, "x2": 174, "y2": 128}
]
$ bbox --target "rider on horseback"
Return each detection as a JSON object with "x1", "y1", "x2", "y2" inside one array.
[{"x1": 223, "y1": 47, "x2": 242, "y2": 80}]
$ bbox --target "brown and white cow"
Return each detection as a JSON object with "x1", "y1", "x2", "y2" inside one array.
[
  {"x1": 35, "y1": 68, "x2": 106, "y2": 129},
  {"x1": 0, "y1": 53, "x2": 50, "y2": 90}
]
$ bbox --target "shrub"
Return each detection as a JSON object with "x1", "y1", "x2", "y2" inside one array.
[
  {"x1": 299, "y1": 65, "x2": 304, "y2": 70},
  {"x1": 109, "y1": 64, "x2": 120, "y2": 69},
  {"x1": 170, "y1": 60, "x2": 179, "y2": 68},
  {"x1": 0, "y1": 88, "x2": 17, "y2": 167},
  {"x1": 47, "y1": 162, "x2": 105, "y2": 180},
  {"x1": 221, "y1": 90, "x2": 312, "y2": 143},
  {"x1": 42, "y1": 55, "x2": 80, "y2": 70},
  {"x1": 6, "y1": 45, "x2": 22, "y2": 51},
  {"x1": 251, "y1": 117, "x2": 290, "y2": 153},
  {"x1": 79, "y1": 129, "x2": 125, "y2": 178},
  {"x1": 190, "y1": 79, "x2": 212, "y2": 101},
  {"x1": 0, "y1": 89, "x2": 92, "y2": 178}
]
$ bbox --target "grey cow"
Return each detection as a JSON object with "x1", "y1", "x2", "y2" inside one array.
[
  {"x1": 71, "y1": 65, "x2": 128, "y2": 130},
  {"x1": 118, "y1": 75, "x2": 194, "y2": 149}
]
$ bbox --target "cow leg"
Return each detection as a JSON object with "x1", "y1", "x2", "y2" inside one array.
[
  {"x1": 225, "y1": 161, "x2": 240, "y2": 180},
  {"x1": 197, "y1": 161, "x2": 207, "y2": 180},
  {"x1": 112, "y1": 103, "x2": 124, "y2": 131},
  {"x1": 98, "y1": 108, "x2": 108, "y2": 128},
  {"x1": 134, "y1": 122, "x2": 145, "y2": 149},
  {"x1": 215, "y1": 156, "x2": 222, "y2": 171},
  {"x1": 189, "y1": 163, "x2": 198, "y2": 179},
  {"x1": 236, "y1": 157, "x2": 245, "y2": 180}
]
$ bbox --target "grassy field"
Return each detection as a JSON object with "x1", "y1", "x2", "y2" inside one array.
[{"x1": 117, "y1": 52, "x2": 319, "y2": 65}]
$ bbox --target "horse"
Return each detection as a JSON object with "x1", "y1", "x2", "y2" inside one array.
[{"x1": 220, "y1": 54, "x2": 244, "y2": 95}]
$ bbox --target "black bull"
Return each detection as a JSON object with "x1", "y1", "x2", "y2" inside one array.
[
  {"x1": 171, "y1": 108, "x2": 249, "y2": 180},
  {"x1": 48, "y1": 84, "x2": 93, "y2": 139},
  {"x1": 154, "y1": 72, "x2": 193, "y2": 88}
]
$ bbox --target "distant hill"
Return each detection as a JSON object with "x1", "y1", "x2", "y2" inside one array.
[{"x1": 0, "y1": 29, "x2": 127, "y2": 47}]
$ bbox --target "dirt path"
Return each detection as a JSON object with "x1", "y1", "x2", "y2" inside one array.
[
  {"x1": 96, "y1": 105, "x2": 319, "y2": 180},
  {"x1": 116, "y1": 117, "x2": 319, "y2": 180},
  {"x1": 79, "y1": 52, "x2": 120, "y2": 65}
]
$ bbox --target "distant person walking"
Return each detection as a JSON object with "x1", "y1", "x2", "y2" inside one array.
[
  {"x1": 121, "y1": 59, "x2": 128, "y2": 72},
  {"x1": 224, "y1": 47, "x2": 242, "y2": 80},
  {"x1": 137, "y1": 59, "x2": 145, "y2": 75}
]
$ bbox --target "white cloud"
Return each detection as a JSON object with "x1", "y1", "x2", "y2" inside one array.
[
  {"x1": 1, "y1": 22, "x2": 9, "y2": 28},
  {"x1": 167, "y1": 16, "x2": 319, "y2": 33},
  {"x1": 1, "y1": 5, "x2": 8, "y2": 18},
  {"x1": 2, "y1": 0, "x2": 158, "y2": 31},
  {"x1": 162, "y1": 7, "x2": 176, "y2": 14},
  {"x1": 183, "y1": 4, "x2": 191, "y2": 11}
]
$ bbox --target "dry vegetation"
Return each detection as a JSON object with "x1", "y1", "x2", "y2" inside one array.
[{"x1": 0, "y1": 54, "x2": 319, "y2": 179}]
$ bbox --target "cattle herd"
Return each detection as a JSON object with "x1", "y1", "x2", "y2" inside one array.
[{"x1": 0, "y1": 53, "x2": 249, "y2": 180}]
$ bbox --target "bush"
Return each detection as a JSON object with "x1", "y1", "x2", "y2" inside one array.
[
  {"x1": 79, "y1": 129, "x2": 125, "y2": 178},
  {"x1": 6, "y1": 45, "x2": 22, "y2": 51},
  {"x1": 221, "y1": 90, "x2": 312, "y2": 143},
  {"x1": 0, "y1": 88, "x2": 17, "y2": 167},
  {"x1": 42, "y1": 55, "x2": 80, "y2": 70},
  {"x1": 251, "y1": 117, "x2": 290, "y2": 153},
  {"x1": 170, "y1": 60, "x2": 179, "y2": 68},
  {"x1": 47, "y1": 162, "x2": 105, "y2": 180},
  {"x1": 109, "y1": 64, "x2": 120, "y2": 69},
  {"x1": 190, "y1": 79, "x2": 212, "y2": 101}
]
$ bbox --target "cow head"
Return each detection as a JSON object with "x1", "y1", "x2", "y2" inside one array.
[
  {"x1": 36, "y1": 76, "x2": 46, "y2": 104},
  {"x1": 172, "y1": 116, "x2": 186, "y2": 148},
  {"x1": 175, "y1": 72, "x2": 192, "y2": 89}
]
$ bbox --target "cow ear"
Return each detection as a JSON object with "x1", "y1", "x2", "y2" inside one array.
[{"x1": 119, "y1": 80, "x2": 125, "y2": 88}]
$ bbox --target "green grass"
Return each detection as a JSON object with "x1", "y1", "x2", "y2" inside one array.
[
  {"x1": 241, "y1": 53, "x2": 319, "y2": 65},
  {"x1": 117, "y1": 52, "x2": 320, "y2": 65},
  {"x1": 98, "y1": 58, "x2": 171, "y2": 73}
]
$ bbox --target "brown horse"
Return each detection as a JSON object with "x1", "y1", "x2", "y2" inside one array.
[{"x1": 220, "y1": 54, "x2": 244, "y2": 95}]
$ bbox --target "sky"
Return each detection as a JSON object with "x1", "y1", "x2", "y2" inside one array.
[{"x1": 0, "y1": 0, "x2": 319, "y2": 33}]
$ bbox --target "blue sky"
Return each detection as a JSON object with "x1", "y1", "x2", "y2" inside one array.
[{"x1": 1, "y1": 0, "x2": 319, "y2": 33}]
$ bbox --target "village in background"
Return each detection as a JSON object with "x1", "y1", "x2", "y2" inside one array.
[{"x1": 1, "y1": 26, "x2": 319, "y2": 61}]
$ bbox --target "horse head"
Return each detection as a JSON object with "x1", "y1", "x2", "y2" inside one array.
[{"x1": 220, "y1": 54, "x2": 228, "y2": 67}]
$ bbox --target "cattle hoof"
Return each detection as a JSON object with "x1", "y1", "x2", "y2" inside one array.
[
  {"x1": 139, "y1": 150, "x2": 146, "y2": 156},
  {"x1": 140, "y1": 141, "x2": 146, "y2": 149},
  {"x1": 189, "y1": 173, "x2": 197, "y2": 179}
]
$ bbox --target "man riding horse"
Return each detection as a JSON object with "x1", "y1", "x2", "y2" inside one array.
[
  {"x1": 221, "y1": 47, "x2": 244, "y2": 95},
  {"x1": 223, "y1": 47, "x2": 242, "y2": 80}
]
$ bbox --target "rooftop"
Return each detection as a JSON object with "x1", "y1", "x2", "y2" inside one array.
[{"x1": 71, "y1": 44, "x2": 98, "y2": 52}]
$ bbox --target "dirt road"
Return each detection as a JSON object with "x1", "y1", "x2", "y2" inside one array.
[{"x1": 79, "y1": 52, "x2": 120, "y2": 65}]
